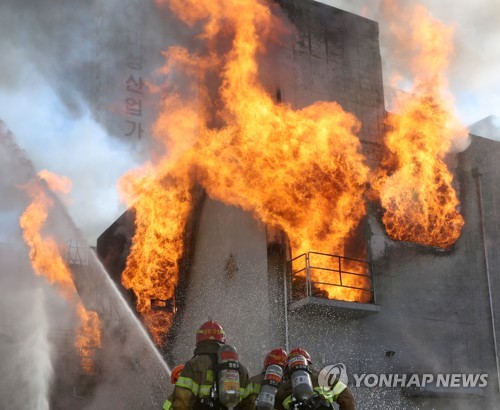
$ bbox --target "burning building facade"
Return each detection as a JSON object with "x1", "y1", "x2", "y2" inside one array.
[{"x1": 97, "y1": 0, "x2": 500, "y2": 409}]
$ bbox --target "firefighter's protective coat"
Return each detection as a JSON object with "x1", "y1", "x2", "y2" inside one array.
[{"x1": 171, "y1": 340, "x2": 251, "y2": 410}]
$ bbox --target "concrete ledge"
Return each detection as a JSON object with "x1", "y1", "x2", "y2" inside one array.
[
  {"x1": 402, "y1": 386, "x2": 486, "y2": 399},
  {"x1": 288, "y1": 296, "x2": 380, "y2": 319}
]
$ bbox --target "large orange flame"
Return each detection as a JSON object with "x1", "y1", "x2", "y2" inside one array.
[
  {"x1": 20, "y1": 170, "x2": 101, "y2": 372},
  {"x1": 373, "y1": 2, "x2": 468, "y2": 248},
  {"x1": 119, "y1": 163, "x2": 193, "y2": 345},
  {"x1": 120, "y1": 0, "x2": 372, "y2": 344}
]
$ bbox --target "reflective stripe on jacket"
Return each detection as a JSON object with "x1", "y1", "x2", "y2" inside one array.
[{"x1": 163, "y1": 398, "x2": 172, "y2": 410}]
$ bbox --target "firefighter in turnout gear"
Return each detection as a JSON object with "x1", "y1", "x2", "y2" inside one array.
[
  {"x1": 171, "y1": 320, "x2": 251, "y2": 410},
  {"x1": 164, "y1": 365, "x2": 185, "y2": 410},
  {"x1": 243, "y1": 347, "x2": 287, "y2": 410},
  {"x1": 172, "y1": 364, "x2": 186, "y2": 385},
  {"x1": 275, "y1": 348, "x2": 355, "y2": 410}
]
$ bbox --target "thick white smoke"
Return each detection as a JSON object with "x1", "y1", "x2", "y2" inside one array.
[
  {"x1": 317, "y1": 0, "x2": 500, "y2": 126},
  {"x1": 1, "y1": 120, "x2": 170, "y2": 408},
  {"x1": 0, "y1": 0, "x2": 166, "y2": 243},
  {"x1": 0, "y1": 121, "x2": 66, "y2": 409}
]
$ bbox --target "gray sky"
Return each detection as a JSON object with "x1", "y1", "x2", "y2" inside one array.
[
  {"x1": 0, "y1": 0, "x2": 498, "y2": 244},
  {"x1": 320, "y1": 0, "x2": 500, "y2": 124}
]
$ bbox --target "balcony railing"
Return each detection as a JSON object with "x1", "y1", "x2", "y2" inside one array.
[
  {"x1": 66, "y1": 239, "x2": 88, "y2": 266},
  {"x1": 288, "y1": 251, "x2": 374, "y2": 304}
]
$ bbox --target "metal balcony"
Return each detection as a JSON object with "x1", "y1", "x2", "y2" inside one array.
[{"x1": 288, "y1": 251, "x2": 379, "y2": 318}]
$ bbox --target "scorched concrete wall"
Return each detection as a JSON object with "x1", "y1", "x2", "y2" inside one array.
[
  {"x1": 272, "y1": 0, "x2": 385, "y2": 146},
  {"x1": 170, "y1": 198, "x2": 273, "y2": 375}
]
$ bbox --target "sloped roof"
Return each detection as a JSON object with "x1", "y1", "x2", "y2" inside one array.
[{"x1": 468, "y1": 115, "x2": 500, "y2": 141}]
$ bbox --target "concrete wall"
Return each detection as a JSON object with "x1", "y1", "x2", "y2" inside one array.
[
  {"x1": 170, "y1": 198, "x2": 272, "y2": 375},
  {"x1": 272, "y1": 0, "x2": 385, "y2": 145},
  {"x1": 459, "y1": 134, "x2": 500, "y2": 404},
  {"x1": 168, "y1": 163, "x2": 500, "y2": 408},
  {"x1": 283, "y1": 138, "x2": 500, "y2": 409}
]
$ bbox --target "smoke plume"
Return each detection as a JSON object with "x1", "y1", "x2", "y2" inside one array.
[{"x1": 318, "y1": 0, "x2": 500, "y2": 125}]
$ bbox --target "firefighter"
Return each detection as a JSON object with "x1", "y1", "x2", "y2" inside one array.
[
  {"x1": 170, "y1": 320, "x2": 251, "y2": 409},
  {"x1": 242, "y1": 347, "x2": 288, "y2": 410},
  {"x1": 275, "y1": 348, "x2": 355, "y2": 410},
  {"x1": 164, "y1": 365, "x2": 185, "y2": 410}
]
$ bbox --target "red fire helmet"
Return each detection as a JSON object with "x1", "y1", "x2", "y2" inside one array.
[
  {"x1": 264, "y1": 347, "x2": 288, "y2": 368},
  {"x1": 196, "y1": 320, "x2": 226, "y2": 344},
  {"x1": 171, "y1": 364, "x2": 184, "y2": 385},
  {"x1": 287, "y1": 347, "x2": 312, "y2": 364}
]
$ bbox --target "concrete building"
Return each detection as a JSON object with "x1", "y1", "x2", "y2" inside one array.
[
  {"x1": 97, "y1": 1, "x2": 500, "y2": 409},
  {"x1": 468, "y1": 115, "x2": 500, "y2": 141}
]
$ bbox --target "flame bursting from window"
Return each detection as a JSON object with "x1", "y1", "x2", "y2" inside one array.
[
  {"x1": 120, "y1": 0, "x2": 468, "y2": 343},
  {"x1": 19, "y1": 170, "x2": 101, "y2": 372},
  {"x1": 119, "y1": 164, "x2": 193, "y2": 345},
  {"x1": 118, "y1": 0, "x2": 371, "y2": 343},
  {"x1": 372, "y1": 2, "x2": 468, "y2": 248}
]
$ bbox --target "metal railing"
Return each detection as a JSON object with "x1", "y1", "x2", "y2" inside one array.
[
  {"x1": 288, "y1": 251, "x2": 374, "y2": 303},
  {"x1": 50, "y1": 328, "x2": 76, "y2": 356},
  {"x1": 151, "y1": 298, "x2": 176, "y2": 313},
  {"x1": 66, "y1": 239, "x2": 88, "y2": 265},
  {"x1": 80, "y1": 346, "x2": 100, "y2": 376}
]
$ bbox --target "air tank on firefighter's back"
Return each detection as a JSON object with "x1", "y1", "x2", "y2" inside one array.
[
  {"x1": 288, "y1": 355, "x2": 314, "y2": 402},
  {"x1": 217, "y1": 344, "x2": 241, "y2": 408},
  {"x1": 256, "y1": 364, "x2": 284, "y2": 410}
]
